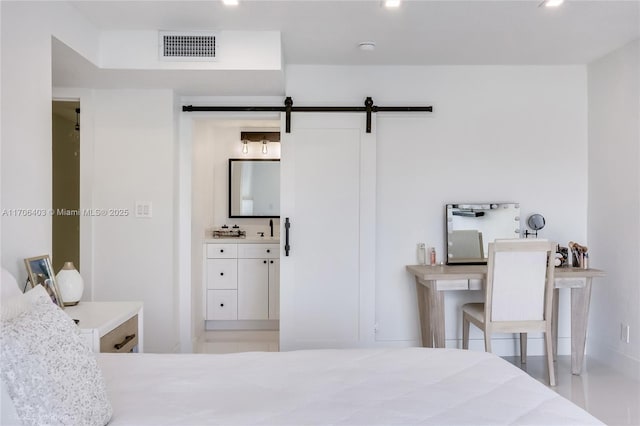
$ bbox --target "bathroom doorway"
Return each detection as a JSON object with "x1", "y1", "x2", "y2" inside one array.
[{"x1": 191, "y1": 116, "x2": 281, "y2": 353}]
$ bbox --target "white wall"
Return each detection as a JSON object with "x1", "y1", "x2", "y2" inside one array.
[
  {"x1": 91, "y1": 89, "x2": 177, "y2": 353},
  {"x1": 1, "y1": 2, "x2": 99, "y2": 280},
  {"x1": 587, "y1": 39, "x2": 640, "y2": 379},
  {"x1": 286, "y1": 65, "x2": 588, "y2": 355},
  {"x1": 101, "y1": 31, "x2": 282, "y2": 70}
]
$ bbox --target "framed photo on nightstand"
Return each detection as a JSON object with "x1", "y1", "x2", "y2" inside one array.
[{"x1": 24, "y1": 255, "x2": 64, "y2": 308}]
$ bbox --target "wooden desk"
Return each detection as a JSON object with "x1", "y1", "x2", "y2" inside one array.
[{"x1": 406, "y1": 264, "x2": 605, "y2": 375}]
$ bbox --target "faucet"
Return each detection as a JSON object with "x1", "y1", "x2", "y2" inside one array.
[{"x1": 269, "y1": 219, "x2": 274, "y2": 238}]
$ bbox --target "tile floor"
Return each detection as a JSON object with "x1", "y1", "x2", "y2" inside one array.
[
  {"x1": 503, "y1": 355, "x2": 640, "y2": 426},
  {"x1": 196, "y1": 331, "x2": 640, "y2": 426}
]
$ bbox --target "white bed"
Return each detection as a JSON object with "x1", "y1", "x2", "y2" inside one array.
[
  {"x1": 99, "y1": 348, "x2": 602, "y2": 425},
  {"x1": 1, "y1": 271, "x2": 602, "y2": 425}
]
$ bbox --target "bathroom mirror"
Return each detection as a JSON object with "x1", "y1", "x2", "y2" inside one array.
[
  {"x1": 229, "y1": 159, "x2": 280, "y2": 218},
  {"x1": 446, "y1": 203, "x2": 521, "y2": 264}
]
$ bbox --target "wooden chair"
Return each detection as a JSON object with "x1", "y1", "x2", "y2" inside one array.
[{"x1": 462, "y1": 239, "x2": 557, "y2": 386}]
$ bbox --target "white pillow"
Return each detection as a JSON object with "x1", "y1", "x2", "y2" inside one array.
[
  {"x1": 1, "y1": 284, "x2": 44, "y2": 322},
  {"x1": 1, "y1": 267, "x2": 23, "y2": 302},
  {"x1": 0, "y1": 286, "x2": 112, "y2": 426},
  {"x1": 1, "y1": 378, "x2": 20, "y2": 426}
]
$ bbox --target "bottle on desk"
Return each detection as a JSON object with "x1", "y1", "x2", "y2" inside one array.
[
  {"x1": 417, "y1": 243, "x2": 427, "y2": 265},
  {"x1": 429, "y1": 247, "x2": 436, "y2": 266}
]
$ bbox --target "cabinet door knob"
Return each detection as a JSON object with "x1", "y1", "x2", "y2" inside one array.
[
  {"x1": 220, "y1": 303, "x2": 224, "y2": 307},
  {"x1": 266, "y1": 249, "x2": 271, "y2": 253},
  {"x1": 270, "y1": 260, "x2": 274, "y2": 264},
  {"x1": 220, "y1": 272, "x2": 224, "y2": 276},
  {"x1": 220, "y1": 249, "x2": 224, "y2": 253},
  {"x1": 263, "y1": 260, "x2": 267, "y2": 264}
]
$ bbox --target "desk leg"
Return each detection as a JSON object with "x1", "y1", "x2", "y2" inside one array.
[
  {"x1": 415, "y1": 278, "x2": 432, "y2": 347},
  {"x1": 428, "y1": 284, "x2": 446, "y2": 348},
  {"x1": 552, "y1": 288, "x2": 559, "y2": 361},
  {"x1": 571, "y1": 278, "x2": 593, "y2": 375}
]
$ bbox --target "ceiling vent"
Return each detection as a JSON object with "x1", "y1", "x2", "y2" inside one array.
[{"x1": 159, "y1": 31, "x2": 217, "y2": 61}]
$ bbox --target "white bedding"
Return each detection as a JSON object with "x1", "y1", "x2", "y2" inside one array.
[{"x1": 98, "y1": 348, "x2": 602, "y2": 425}]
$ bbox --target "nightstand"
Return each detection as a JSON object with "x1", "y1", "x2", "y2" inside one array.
[{"x1": 64, "y1": 301, "x2": 144, "y2": 353}]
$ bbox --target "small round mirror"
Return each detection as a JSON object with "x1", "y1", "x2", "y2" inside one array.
[{"x1": 527, "y1": 214, "x2": 546, "y2": 231}]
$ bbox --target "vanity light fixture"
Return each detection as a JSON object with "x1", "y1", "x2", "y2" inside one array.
[
  {"x1": 385, "y1": 0, "x2": 401, "y2": 8},
  {"x1": 222, "y1": 0, "x2": 239, "y2": 5},
  {"x1": 240, "y1": 131, "x2": 280, "y2": 155},
  {"x1": 540, "y1": 0, "x2": 564, "y2": 7}
]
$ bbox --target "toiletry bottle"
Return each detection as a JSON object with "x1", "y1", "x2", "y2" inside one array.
[
  {"x1": 417, "y1": 243, "x2": 426, "y2": 265},
  {"x1": 429, "y1": 247, "x2": 436, "y2": 266}
]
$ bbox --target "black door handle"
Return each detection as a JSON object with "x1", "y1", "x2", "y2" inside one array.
[{"x1": 285, "y1": 217, "x2": 291, "y2": 256}]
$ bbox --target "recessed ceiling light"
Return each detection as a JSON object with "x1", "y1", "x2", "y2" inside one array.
[
  {"x1": 358, "y1": 42, "x2": 376, "y2": 52},
  {"x1": 385, "y1": 0, "x2": 401, "y2": 8},
  {"x1": 540, "y1": 0, "x2": 564, "y2": 7},
  {"x1": 222, "y1": 0, "x2": 239, "y2": 5}
]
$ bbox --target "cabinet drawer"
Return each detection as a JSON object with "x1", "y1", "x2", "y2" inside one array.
[
  {"x1": 100, "y1": 315, "x2": 138, "y2": 353},
  {"x1": 207, "y1": 290, "x2": 238, "y2": 320},
  {"x1": 238, "y1": 244, "x2": 279, "y2": 259},
  {"x1": 207, "y1": 244, "x2": 238, "y2": 259},
  {"x1": 207, "y1": 259, "x2": 238, "y2": 289}
]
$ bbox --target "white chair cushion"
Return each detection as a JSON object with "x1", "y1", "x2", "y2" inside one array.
[{"x1": 0, "y1": 286, "x2": 112, "y2": 426}]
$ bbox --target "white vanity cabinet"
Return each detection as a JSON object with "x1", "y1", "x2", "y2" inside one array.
[{"x1": 205, "y1": 241, "x2": 279, "y2": 325}]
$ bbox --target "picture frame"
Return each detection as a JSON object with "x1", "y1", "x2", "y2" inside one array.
[{"x1": 23, "y1": 255, "x2": 64, "y2": 308}]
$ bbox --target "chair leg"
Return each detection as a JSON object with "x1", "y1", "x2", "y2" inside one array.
[
  {"x1": 552, "y1": 288, "x2": 559, "y2": 362},
  {"x1": 545, "y1": 329, "x2": 556, "y2": 387},
  {"x1": 484, "y1": 331, "x2": 492, "y2": 353},
  {"x1": 462, "y1": 314, "x2": 470, "y2": 349},
  {"x1": 520, "y1": 333, "x2": 527, "y2": 364}
]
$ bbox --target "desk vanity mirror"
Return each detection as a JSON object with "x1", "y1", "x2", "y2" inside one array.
[
  {"x1": 229, "y1": 159, "x2": 280, "y2": 218},
  {"x1": 446, "y1": 203, "x2": 521, "y2": 264}
]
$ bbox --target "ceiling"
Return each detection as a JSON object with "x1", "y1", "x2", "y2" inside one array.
[{"x1": 53, "y1": 0, "x2": 640, "y2": 95}]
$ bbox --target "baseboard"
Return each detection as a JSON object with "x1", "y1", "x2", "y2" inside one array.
[
  {"x1": 447, "y1": 336, "x2": 571, "y2": 357},
  {"x1": 205, "y1": 320, "x2": 279, "y2": 331},
  {"x1": 587, "y1": 338, "x2": 640, "y2": 381}
]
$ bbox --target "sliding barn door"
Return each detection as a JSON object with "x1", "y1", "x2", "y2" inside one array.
[{"x1": 279, "y1": 113, "x2": 376, "y2": 351}]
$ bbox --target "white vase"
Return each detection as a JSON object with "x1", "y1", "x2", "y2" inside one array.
[{"x1": 56, "y1": 262, "x2": 84, "y2": 306}]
